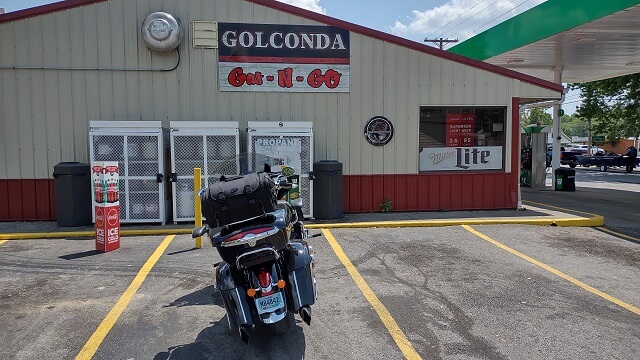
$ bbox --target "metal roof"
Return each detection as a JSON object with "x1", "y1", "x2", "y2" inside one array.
[
  {"x1": 449, "y1": 0, "x2": 640, "y2": 84},
  {"x1": 0, "y1": 0, "x2": 562, "y2": 93}
]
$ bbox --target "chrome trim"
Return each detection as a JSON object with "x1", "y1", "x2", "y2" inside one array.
[
  {"x1": 235, "y1": 288, "x2": 247, "y2": 324},
  {"x1": 292, "y1": 270, "x2": 303, "y2": 308},
  {"x1": 220, "y1": 227, "x2": 280, "y2": 248},
  {"x1": 235, "y1": 247, "x2": 279, "y2": 268},
  {"x1": 260, "y1": 310, "x2": 286, "y2": 324}
]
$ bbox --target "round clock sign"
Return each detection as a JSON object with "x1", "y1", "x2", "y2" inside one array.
[{"x1": 364, "y1": 116, "x2": 394, "y2": 146}]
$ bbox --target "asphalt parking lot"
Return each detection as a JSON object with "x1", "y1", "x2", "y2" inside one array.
[{"x1": 1, "y1": 224, "x2": 639, "y2": 359}]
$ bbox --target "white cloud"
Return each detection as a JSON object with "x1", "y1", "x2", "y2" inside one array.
[
  {"x1": 391, "y1": 0, "x2": 546, "y2": 45},
  {"x1": 276, "y1": 0, "x2": 327, "y2": 14}
]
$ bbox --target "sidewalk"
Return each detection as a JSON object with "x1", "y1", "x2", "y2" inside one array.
[{"x1": 0, "y1": 202, "x2": 603, "y2": 240}]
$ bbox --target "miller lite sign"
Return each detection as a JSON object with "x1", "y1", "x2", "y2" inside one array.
[
  {"x1": 419, "y1": 146, "x2": 504, "y2": 171},
  {"x1": 92, "y1": 161, "x2": 120, "y2": 252}
]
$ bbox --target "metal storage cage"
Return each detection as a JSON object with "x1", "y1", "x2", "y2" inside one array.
[
  {"x1": 89, "y1": 121, "x2": 170, "y2": 224},
  {"x1": 247, "y1": 121, "x2": 314, "y2": 218},
  {"x1": 169, "y1": 121, "x2": 240, "y2": 223}
]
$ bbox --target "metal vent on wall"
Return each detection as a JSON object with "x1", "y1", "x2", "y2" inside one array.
[{"x1": 192, "y1": 21, "x2": 218, "y2": 48}]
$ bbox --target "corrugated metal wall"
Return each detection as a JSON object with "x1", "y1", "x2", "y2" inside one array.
[{"x1": 0, "y1": 0, "x2": 558, "y2": 182}]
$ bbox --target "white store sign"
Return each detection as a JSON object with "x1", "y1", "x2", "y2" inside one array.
[
  {"x1": 219, "y1": 62, "x2": 350, "y2": 92},
  {"x1": 419, "y1": 146, "x2": 504, "y2": 171}
]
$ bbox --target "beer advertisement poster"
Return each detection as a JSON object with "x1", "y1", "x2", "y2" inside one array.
[
  {"x1": 446, "y1": 113, "x2": 475, "y2": 147},
  {"x1": 218, "y1": 23, "x2": 350, "y2": 92},
  {"x1": 419, "y1": 146, "x2": 504, "y2": 171}
]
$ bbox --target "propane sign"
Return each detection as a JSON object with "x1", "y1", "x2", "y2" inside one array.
[{"x1": 92, "y1": 161, "x2": 120, "y2": 252}]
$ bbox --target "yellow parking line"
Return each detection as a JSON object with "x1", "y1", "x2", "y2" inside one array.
[
  {"x1": 522, "y1": 200, "x2": 599, "y2": 217},
  {"x1": 0, "y1": 240, "x2": 8, "y2": 246},
  {"x1": 461, "y1": 225, "x2": 640, "y2": 316},
  {"x1": 596, "y1": 227, "x2": 640, "y2": 242},
  {"x1": 76, "y1": 235, "x2": 176, "y2": 360},
  {"x1": 322, "y1": 229, "x2": 422, "y2": 360}
]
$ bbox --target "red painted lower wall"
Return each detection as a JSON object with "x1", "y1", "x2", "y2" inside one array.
[
  {"x1": 0, "y1": 179, "x2": 56, "y2": 221},
  {"x1": 0, "y1": 172, "x2": 518, "y2": 220},
  {"x1": 342, "y1": 172, "x2": 518, "y2": 212}
]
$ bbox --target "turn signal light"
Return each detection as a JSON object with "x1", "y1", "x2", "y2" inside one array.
[
  {"x1": 277, "y1": 280, "x2": 286, "y2": 289},
  {"x1": 247, "y1": 288, "x2": 256, "y2": 297}
]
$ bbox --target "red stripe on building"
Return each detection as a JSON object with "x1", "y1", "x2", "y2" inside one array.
[
  {"x1": 0, "y1": 179, "x2": 55, "y2": 221},
  {"x1": 0, "y1": 180, "x2": 8, "y2": 220},
  {"x1": 342, "y1": 172, "x2": 518, "y2": 213}
]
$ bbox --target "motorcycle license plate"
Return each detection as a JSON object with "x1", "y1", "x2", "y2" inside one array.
[{"x1": 256, "y1": 292, "x2": 284, "y2": 314}]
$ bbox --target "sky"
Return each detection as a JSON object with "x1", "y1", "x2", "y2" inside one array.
[{"x1": 0, "y1": 0, "x2": 582, "y2": 113}]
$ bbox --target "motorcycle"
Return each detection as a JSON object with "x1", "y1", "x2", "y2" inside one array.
[{"x1": 192, "y1": 153, "x2": 318, "y2": 344}]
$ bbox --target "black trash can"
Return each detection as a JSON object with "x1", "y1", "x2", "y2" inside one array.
[
  {"x1": 554, "y1": 167, "x2": 575, "y2": 191},
  {"x1": 313, "y1": 161, "x2": 343, "y2": 219},
  {"x1": 53, "y1": 162, "x2": 92, "y2": 226}
]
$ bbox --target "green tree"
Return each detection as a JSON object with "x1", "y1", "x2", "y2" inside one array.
[
  {"x1": 521, "y1": 108, "x2": 553, "y2": 126},
  {"x1": 570, "y1": 74, "x2": 640, "y2": 141},
  {"x1": 560, "y1": 114, "x2": 588, "y2": 137}
]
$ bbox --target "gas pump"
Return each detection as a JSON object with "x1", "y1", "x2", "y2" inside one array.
[
  {"x1": 521, "y1": 125, "x2": 550, "y2": 188},
  {"x1": 520, "y1": 145, "x2": 532, "y2": 186}
]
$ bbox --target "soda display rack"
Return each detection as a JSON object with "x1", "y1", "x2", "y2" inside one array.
[
  {"x1": 89, "y1": 121, "x2": 170, "y2": 224},
  {"x1": 169, "y1": 121, "x2": 240, "y2": 223}
]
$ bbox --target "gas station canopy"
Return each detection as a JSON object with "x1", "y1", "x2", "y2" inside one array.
[{"x1": 449, "y1": 0, "x2": 640, "y2": 84}]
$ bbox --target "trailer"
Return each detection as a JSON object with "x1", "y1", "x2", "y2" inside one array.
[{"x1": 576, "y1": 152, "x2": 639, "y2": 172}]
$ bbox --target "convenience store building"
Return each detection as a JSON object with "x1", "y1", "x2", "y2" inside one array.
[{"x1": 0, "y1": 0, "x2": 562, "y2": 221}]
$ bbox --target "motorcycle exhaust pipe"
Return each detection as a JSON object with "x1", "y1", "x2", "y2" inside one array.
[
  {"x1": 238, "y1": 324, "x2": 252, "y2": 344},
  {"x1": 299, "y1": 306, "x2": 312, "y2": 326}
]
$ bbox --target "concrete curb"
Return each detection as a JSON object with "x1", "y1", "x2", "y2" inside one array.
[
  {"x1": 0, "y1": 215, "x2": 604, "y2": 240},
  {"x1": 0, "y1": 228, "x2": 192, "y2": 241},
  {"x1": 305, "y1": 215, "x2": 605, "y2": 229}
]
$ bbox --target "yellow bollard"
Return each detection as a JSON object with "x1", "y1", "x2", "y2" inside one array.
[{"x1": 194, "y1": 167, "x2": 202, "y2": 249}]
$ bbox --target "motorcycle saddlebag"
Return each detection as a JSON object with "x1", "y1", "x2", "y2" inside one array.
[
  {"x1": 285, "y1": 241, "x2": 317, "y2": 312},
  {"x1": 216, "y1": 262, "x2": 253, "y2": 327},
  {"x1": 200, "y1": 172, "x2": 277, "y2": 228}
]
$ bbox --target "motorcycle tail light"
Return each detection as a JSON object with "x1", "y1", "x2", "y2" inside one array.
[
  {"x1": 223, "y1": 226, "x2": 276, "y2": 246},
  {"x1": 258, "y1": 269, "x2": 272, "y2": 288}
]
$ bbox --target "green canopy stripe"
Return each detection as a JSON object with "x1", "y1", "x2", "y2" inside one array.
[{"x1": 449, "y1": 0, "x2": 640, "y2": 60}]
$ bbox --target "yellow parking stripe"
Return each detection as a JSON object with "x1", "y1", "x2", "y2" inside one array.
[
  {"x1": 76, "y1": 235, "x2": 176, "y2": 359},
  {"x1": 522, "y1": 200, "x2": 599, "y2": 217},
  {"x1": 462, "y1": 225, "x2": 640, "y2": 316},
  {"x1": 0, "y1": 240, "x2": 8, "y2": 246},
  {"x1": 322, "y1": 229, "x2": 422, "y2": 360},
  {"x1": 596, "y1": 226, "x2": 640, "y2": 242}
]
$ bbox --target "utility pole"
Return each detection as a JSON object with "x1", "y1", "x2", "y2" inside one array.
[{"x1": 424, "y1": 37, "x2": 458, "y2": 50}]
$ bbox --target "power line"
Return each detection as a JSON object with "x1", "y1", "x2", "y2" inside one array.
[
  {"x1": 425, "y1": 0, "x2": 489, "y2": 39},
  {"x1": 438, "y1": 0, "x2": 501, "y2": 40},
  {"x1": 440, "y1": 0, "x2": 513, "y2": 41},
  {"x1": 451, "y1": 0, "x2": 533, "y2": 46}
]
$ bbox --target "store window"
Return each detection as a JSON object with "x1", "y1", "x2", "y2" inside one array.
[{"x1": 419, "y1": 106, "x2": 506, "y2": 171}]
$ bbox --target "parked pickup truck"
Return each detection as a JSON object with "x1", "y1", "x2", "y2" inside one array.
[
  {"x1": 546, "y1": 146, "x2": 580, "y2": 168},
  {"x1": 575, "y1": 146, "x2": 639, "y2": 172}
]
